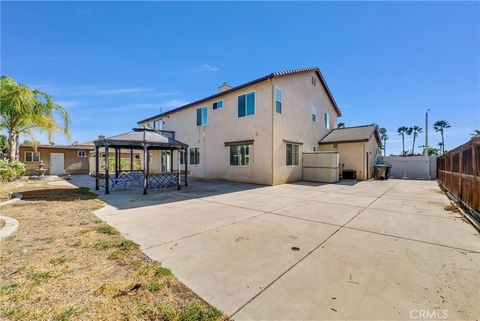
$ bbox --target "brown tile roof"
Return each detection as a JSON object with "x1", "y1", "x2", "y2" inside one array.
[
  {"x1": 137, "y1": 67, "x2": 341, "y2": 124},
  {"x1": 19, "y1": 144, "x2": 94, "y2": 150},
  {"x1": 319, "y1": 125, "x2": 381, "y2": 145}
]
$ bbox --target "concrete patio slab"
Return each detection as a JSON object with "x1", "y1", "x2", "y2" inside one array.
[
  {"x1": 144, "y1": 214, "x2": 338, "y2": 315},
  {"x1": 96, "y1": 198, "x2": 262, "y2": 248},
  {"x1": 346, "y1": 207, "x2": 480, "y2": 252},
  {"x1": 202, "y1": 191, "x2": 301, "y2": 213},
  {"x1": 271, "y1": 200, "x2": 364, "y2": 226},
  {"x1": 63, "y1": 176, "x2": 480, "y2": 320},
  {"x1": 234, "y1": 228, "x2": 480, "y2": 321}
]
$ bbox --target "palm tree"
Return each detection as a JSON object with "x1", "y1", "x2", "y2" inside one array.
[
  {"x1": 410, "y1": 126, "x2": 423, "y2": 155},
  {"x1": 397, "y1": 126, "x2": 408, "y2": 155},
  {"x1": 433, "y1": 120, "x2": 451, "y2": 154},
  {"x1": 0, "y1": 76, "x2": 70, "y2": 160},
  {"x1": 381, "y1": 133, "x2": 388, "y2": 157},
  {"x1": 337, "y1": 122, "x2": 345, "y2": 128},
  {"x1": 471, "y1": 129, "x2": 480, "y2": 137}
]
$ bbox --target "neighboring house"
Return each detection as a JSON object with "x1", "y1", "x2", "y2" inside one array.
[
  {"x1": 88, "y1": 148, "x2": 143, "y2": 174},
  {"x1": 137, "y1": 67, "x2": 342, "y2": 185},
  {"x1": 318, "y1": 125, "x2": 381, "y2": 180},
  {"x1": 19, "y1": 144, "x2": 94, "y2": 175}
]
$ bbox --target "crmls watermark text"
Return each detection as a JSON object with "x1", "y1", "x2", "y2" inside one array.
[{"x1": 410, "y1": 309, "x2": 448, "y2": 319}]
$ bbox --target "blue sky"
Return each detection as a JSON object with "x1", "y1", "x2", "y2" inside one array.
[{"x1": 1, "y1": 1, "x2": 479, "y2": 155}]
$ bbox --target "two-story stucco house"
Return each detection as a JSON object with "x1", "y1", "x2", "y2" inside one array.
[{"x1": 138, "y1": 67, "x2": 342, "y2": 185}]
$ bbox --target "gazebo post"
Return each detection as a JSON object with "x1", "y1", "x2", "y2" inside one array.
[
  {"x1": 95, "y1": 145, "x2": 99, "y2": 190},
  {"x1": 130, "y1": 149, "x2": 133, "y2": 171},
  {"x1": 115, "y1": 148, "x2": 119, "y2": 178},
  {"x1": 105, "y1": 146, "x2": 110, "y2": 194},
  {"x1": 184, "y1": 147, "x2": 188, "y2": 186},
  {"x1": 143, "y1": 145, "x2": 148, "y2": 195},
  {"x1": 176, "y1": 147, "x2": 181, "y2": 190}
]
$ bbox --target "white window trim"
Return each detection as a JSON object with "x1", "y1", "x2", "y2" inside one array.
[
  {"x1": 179, "y1": 149, "x2": 186, "y2": 165},
  {"x1": 228, "y1": 144, "x2": 251, "y2": 167},
  {"x1": 196, "y1": 106, "x2": 208, "y2": 126},
  {"x1": 213, "y1": 99, "x2": 223, "y2": 110},
  {"x1": 285, "y1": 143, "x2": 300, "y2": 167},
  {"x1": 189, "y1": 146, "x2": 200, "y2": 165},
  {"x1": 275, "y1": 87, "x2": 282, "y2": 114},
  {"x1": 25, "y1": 151, "x2": 41, "y2": 162},
  {"x1": 237, "y1": 90, "x2": 256, "y2": 118},
  {"x1": 312, "y1": 106, "x2": 317, "y2": 122},
  {"x1": 77, "y1": 150, "x2": 87, "y2": 158},
  {"x1": 324, "y1": 112, "x2": 330, "y2": 129}
]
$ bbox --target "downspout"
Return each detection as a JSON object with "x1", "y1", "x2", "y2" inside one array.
[{"x1": 269, "y1": 78, "x2": 275, "y2": 185}]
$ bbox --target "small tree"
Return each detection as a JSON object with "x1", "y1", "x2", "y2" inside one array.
[
  {"x1": 397, "y1": 126, "x2": 408, "y2": 155},
  {"x1": 337, "y1": 122, "x2": 345, "y2": 128},
  {"x1": 0, "y1": 76, "x2": 70, "y2": 160},
  {"x1": 410, "y1": 126, "x2": 423, "y2": 155},
  {"x1": 433, "y1": 120, "x2": 450, "y2": 154},
  {"x1": 470, "y1": 129, "x2": 480, "y2": 137}
]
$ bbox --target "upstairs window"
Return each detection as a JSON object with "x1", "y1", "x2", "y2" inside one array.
[
  {"x1": 77, "y1": 150, "x2": 87, "y2": 158},
  {"x1": 212, "y1": 100, "x2": 223, "y2": 110},
  {"x1": 196, "y1": 107, "x2": 208, "y2": 126},
  {"x1": 25, "y1": 151, "x2": 40, "y2": 162},
  {"x1": 286, "y1": 143, "x2": 300, "y2": 166},
  {"x1": 312, "y1": 76, "x2": 317, "y2": 86},
  {"x1": 324, "y1": 112, "x2": 330, "y2": 129},
  {"x1": 189, "y1": 147, "x2": 200, "y2": 165},
  {"x1": 275, "y1": 88, "x2": 282, "y2": 114},
  {"x1": 230, "y1": 144, "x2": 250, "y2": 166},
  {"x1": 311, "y1": 106, "x2": 317, "y2": 122},
  {"x1": 238, "y1": 92, "x2": 255, "y2": 118}
]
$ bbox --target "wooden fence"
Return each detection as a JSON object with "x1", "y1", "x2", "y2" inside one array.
[{"x1": 437, "y1": 137, "x2": 480, "y2": 214}]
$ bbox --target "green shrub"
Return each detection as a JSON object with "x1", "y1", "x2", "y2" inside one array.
[{"x1": 0, "y1": 159, "x2": 26, "y2": 182}]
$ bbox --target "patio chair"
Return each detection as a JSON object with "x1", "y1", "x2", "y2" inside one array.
[{"x1": 129, "y1": 171, "x2": 144, "y2": 186}]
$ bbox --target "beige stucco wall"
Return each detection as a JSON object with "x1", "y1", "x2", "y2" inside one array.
[
  {"x1": 271, "y1": 72, "x2": 338, "y2": 184},
  {"x1": 20, "y1": 146, "x2": 92, "y2": 175},
  {"x1": 317, "y1": 136, "x2": 379, "y2": 180},
  {"x1": 139, "y1": 71, "x2": 339, "y2": 185},
  {"x1": 142, "y1": 81, "x2": 275, "y2": 185}
]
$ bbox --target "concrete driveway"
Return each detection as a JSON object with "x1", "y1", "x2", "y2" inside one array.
[{"x1": 71, "y1": 177, "x2": 480, "y2": 320}]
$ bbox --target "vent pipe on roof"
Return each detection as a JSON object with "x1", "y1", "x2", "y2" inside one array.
[{"x1": 218, "y1": 82, "x2": 232, "y2": 92}]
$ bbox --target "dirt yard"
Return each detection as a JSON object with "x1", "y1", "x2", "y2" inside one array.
[{"x1": 0, "y1": 181, "x2": 224, "y2": 321}]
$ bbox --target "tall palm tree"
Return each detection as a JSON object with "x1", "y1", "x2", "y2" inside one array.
[
  {"x1": 397, "y1": 126, "x2": 408, "y2": 155},
  {"x1": 381, "y1": 133, "x2": 388, "y2": 157},
  {"x1": 410, "y1": 126, "x2": 423, "y2": 155},
  {"x1": 0, "y1": 76, "x2": 70, "y2": 160},
  {"x1": 471, "y1": 129, "x2": 480, "y2": 137},
  {"x1": 433, "y1": 120, "x2": 450, "y2": 154},
  {"x1": 337, "y1": 122, "x2": 345, "y2": 128}
]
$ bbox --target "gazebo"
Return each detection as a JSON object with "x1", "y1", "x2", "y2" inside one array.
[{"x1": 93, "y1": 127, "x2": 188, "y2": 195}]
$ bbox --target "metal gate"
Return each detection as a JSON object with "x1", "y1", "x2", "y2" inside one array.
[{"x1": 377, "y1": 156, "x2": 437, "y2": 179}]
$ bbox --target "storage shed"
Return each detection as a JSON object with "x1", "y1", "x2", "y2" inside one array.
[{"x1": 318, "y1": 125, "x2": 381, "y2": 180}]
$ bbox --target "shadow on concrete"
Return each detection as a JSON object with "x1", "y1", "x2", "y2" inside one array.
[{"x1": 64, "y1": 175, "x2": 266, "y2": 210}]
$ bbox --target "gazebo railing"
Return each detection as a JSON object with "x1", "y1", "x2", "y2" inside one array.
[{"x1": 147, "y1": 171, "x2": 187, "y2": 189}]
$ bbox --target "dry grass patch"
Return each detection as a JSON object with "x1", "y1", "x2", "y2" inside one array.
[{"x1": 0, "y1": 181, "x2": 225, "y2": 321}]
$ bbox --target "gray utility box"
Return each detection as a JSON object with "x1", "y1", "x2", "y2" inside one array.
[{"x1": 302, "y1": 152, "x2": 339, "y2": 183}]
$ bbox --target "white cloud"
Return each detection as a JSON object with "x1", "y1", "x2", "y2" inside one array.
[
  {"x1": 56, "y1": 100, "x2": 82, "y2": 108},
  {"x1": 188, "y1": 64, "x2": 219, "y2": 73}
]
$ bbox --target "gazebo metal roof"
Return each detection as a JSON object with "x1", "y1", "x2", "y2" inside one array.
[{"x1": 94, "y1": 127, "x2": 188, "y2": 149}]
